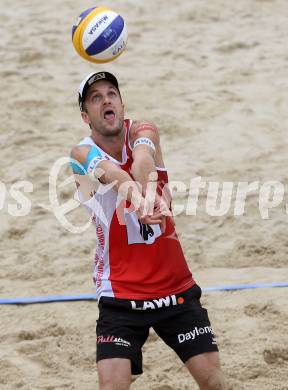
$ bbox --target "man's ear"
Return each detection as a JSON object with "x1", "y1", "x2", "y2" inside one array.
[{"x1": 81, "y1": 111, "x2": 91, "y2": 125}]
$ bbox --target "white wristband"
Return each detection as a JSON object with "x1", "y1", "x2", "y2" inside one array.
[{"x1": 133, "y1": 137, "x2": 156, "y2": 152}]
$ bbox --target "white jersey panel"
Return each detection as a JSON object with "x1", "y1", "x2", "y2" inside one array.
[
  {"x1": 92, "y1": 186, "x2": 118, "y2": 298},
  {"x1": 77, "y1": 136, "x2": 122, "y2": 299}
]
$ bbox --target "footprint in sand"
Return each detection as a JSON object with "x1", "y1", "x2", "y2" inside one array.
[
  {"x1": 244, "y1": 302, "x2": 280, "y2": 317},
  {"x1": 263, "y1": 347, "x2": 288, "y2": 364}
]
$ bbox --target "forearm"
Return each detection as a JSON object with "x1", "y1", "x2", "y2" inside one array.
[
  {"x1": 131, "y1": 152, "x2": 157, "y2": 195},
  {"x1": 96, "y1": 161, "x2": 144, "y2": 209}
]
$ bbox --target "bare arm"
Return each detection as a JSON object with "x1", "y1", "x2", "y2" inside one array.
[
  {"x1": 130, "y1": 122, "x2": 172, "y2": 229},
  {"x1": 130, "y1": 121, "x2": 161, "y2": 194},
  {"x1": 70, "y1": 145, "x2": 162, "y2": 224}
]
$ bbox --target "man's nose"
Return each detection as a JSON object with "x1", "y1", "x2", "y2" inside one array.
[{"x1": 103, "y1": 94, "x2": 111, "y2": 104}]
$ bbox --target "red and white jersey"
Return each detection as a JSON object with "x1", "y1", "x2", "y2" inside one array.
[{"x1": 77, "y1": 119, "x2": 195, "y2": 300}]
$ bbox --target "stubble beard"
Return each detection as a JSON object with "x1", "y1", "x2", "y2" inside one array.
[{"x1": 92, "y1": 118, "x2": 124, "y2": 138}]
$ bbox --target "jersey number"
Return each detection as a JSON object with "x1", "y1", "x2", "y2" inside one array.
[
  {"x1": 138, "y1": 220, "x2": 154, "y2": 241},
  {"x1": 124, "y1": 210, "x2": 161, "y2": 245}
]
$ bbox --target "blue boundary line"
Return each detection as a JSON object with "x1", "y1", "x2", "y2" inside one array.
[{"x1": 0, "y1": 282, "x2": 287, "y2": 305}]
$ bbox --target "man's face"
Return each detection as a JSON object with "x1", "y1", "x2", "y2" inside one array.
[{"x1": 82, "y1": 80, "x2": 124, "y2": 137}]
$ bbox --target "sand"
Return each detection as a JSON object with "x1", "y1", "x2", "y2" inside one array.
[{"x1": 0, "y1": 0, "x2": 288, "y2": 388}]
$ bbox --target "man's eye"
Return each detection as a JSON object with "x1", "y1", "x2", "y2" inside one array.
[
  {"x1": 109, "y1": 91, "x2": 117, "y2": 97},
  {"x1": 92, "y1": 94, "x2": 101, "y2": 101}
]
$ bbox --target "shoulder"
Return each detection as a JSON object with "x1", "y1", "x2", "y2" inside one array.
[
  {"x1": 130, "y1": 120, "x2": 158, "y2": 135},
  {"x1": 130, "y1": 120, "x2": 160, "y2": 145},
  {"x1": 70, "y1": 145, "x2": 91, "y2": 164},
  {"x1": 70, "y1": 144, "x2": 103, "y2": 175},
  {"x1": 71, "y1": 144, "x2": 103, "y2": 161}
]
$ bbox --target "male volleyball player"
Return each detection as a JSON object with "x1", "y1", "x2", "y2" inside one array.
[{"x1": 70, "y1": 71, "x2": 226, "y2": 390}]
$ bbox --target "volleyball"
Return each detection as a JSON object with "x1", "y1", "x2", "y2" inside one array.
[{"x1": 72, "y1": 6, "x2": 128, "y2": 63}]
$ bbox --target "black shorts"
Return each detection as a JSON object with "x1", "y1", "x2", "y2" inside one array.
[{"x1": 96, "y1": 284, "x2": 218, "y2": 375}]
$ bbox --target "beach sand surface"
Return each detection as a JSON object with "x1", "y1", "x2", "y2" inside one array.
[{"x1": 1, "y1": 0, "x2": 288, "y2": 389}]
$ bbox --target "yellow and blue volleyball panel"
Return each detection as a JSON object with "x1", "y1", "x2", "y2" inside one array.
[{"x1": 72, "y1": 7, "x2": 128, "y2": 63}]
